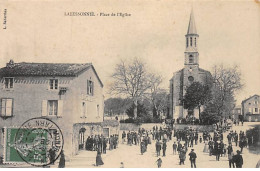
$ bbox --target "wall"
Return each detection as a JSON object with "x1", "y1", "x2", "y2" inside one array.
[
  {"x1": 120, "y1": 123, "x2": 214, "y2": 132},
  {"x1": 72, "y1": 123, "x2": 103, "y2": 155},
  {"x1": 70, "y1": 66, "x2": 104, "y2": 124}
]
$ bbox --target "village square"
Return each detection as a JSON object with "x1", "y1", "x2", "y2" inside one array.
[{"x1": 0, "y1": 0, "x2": 259, "y2": 168}]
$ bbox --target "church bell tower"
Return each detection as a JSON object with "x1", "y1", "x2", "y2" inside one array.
[{"x1": 184, "y1": 9, "x2": 199, "y2": 66}]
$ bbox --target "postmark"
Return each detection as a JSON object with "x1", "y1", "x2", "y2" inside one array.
[{"x1": 10, "y1": 117, "x2": 64, "y2": 167}]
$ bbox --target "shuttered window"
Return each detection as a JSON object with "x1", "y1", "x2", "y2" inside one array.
[
  {"x1": 49, "y1": 79, "x2": 58, "y2": 90},
  {"x1": 42, "y1": 100, "x2": 63, "y2": 117},
  {"x1": 0, "y1": 98, "x2": 13, "y2": 116},
  {"x1": 4, "y1": 78, "x2": 14, "y2": 89}
]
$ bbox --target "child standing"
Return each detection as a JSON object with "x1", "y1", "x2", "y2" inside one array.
[{"x1": 156, "y1": 158, "x2": 162, "y2": 168}]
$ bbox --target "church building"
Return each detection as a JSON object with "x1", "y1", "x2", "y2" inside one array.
[{"x1": 169, "y1": 10, "x2": 213, "y2": 120}]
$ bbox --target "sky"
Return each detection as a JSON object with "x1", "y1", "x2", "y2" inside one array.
[{"x1": 0, "y1": 0, "x2": 259, "y2": 105}]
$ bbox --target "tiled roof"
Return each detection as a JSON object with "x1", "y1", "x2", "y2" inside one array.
[{"x1": 0, "y1": 62, "x2": 92, "y2": 77}]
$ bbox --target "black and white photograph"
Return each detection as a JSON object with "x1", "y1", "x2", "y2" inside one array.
[{"x1": 0, "y1": 0, "x2": 259, "y2": 168}]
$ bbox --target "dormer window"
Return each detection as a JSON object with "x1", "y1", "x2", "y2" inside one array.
[
  {"x1": 4, "y1": 77, "x2": 14, "y2": 89},
  {"x1": 49, "y1": 79, "x2": 58, "y2": 90}
]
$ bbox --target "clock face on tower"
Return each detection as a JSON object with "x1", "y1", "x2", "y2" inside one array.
[{"x1": 189, "y1": 67, "x2": 193, "y2": 72}]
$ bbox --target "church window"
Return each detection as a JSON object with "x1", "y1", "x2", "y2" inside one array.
[
  {"x1": 190, "y1": 37, "x2": 192, "y2": 46},
  {"x1": 195, "y1": 38, "x2": 197, "y2": 47},
  {"x1": 189, "y1": 55, "x2": 194, "y2": 63},
  {"x1": 186, "y1": 37, "x2": 188, "y2": 47}
]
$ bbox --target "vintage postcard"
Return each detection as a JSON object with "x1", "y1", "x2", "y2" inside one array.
[{"x1": 0, "y1": 0, "x2": 259, "y2": 168}]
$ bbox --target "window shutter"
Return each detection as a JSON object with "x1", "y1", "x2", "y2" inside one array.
[
  {"x1": 57, "y1": 100, "x2": 63, "y2": 117},
  {"x1": 0, "y1": 99, "x2": 2, "y2": 116},
  {"x1": 87, "y1": 80, "x2": 89, "y2": 95},
  {"x1": 6, "y1": 99, "x2": 13, "y2": 116},
  {"x1": 92, "y1": 82, "x2": 94, "y2": 96},
  {"x1": 42, "y1": 100, "x2": 48, "y2": 116}
]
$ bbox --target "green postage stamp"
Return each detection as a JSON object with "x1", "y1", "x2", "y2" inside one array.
[
  {"x1": 4, "y1": 127, "x2": 48, "y2": 164},
  {"x1": 3, "y1": 117, "x2": 64, "y2": 166}
]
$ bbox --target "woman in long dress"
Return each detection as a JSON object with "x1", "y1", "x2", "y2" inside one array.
[
  {"x1": 96, "y1": 150, "x2": 104, "y2": 166},
  {"x1": 203, "y1": 140, "x2": 209, "y2": 153},
  {"x1": 58, "y1": 150, "x2": 65, "y2": 168}
]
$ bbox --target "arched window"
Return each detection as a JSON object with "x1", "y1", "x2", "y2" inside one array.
[
  {"x1": 190, "y1": 37, "x2": 192, "y2": 46},
  {"x1": 195, "y1": 37, "x2": 197, "y2": 47},
  {"x1": 186, "y1": 37, "x2": 188, "y2": 47},
  {"x1": 189, "y1": 55, "x2": 193, "y2": 63}
]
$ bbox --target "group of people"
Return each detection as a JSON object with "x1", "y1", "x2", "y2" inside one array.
[
  {"x1": 174, "y1": 129, "x2": 199, "y2": 146},
  {"x1": 81, "y1": 122, "x2": 252, "y2": 168},
  {"x1": 152, "y1": 126, "x2": 172, "y2": 141},
  {"x1": 202, "y1": 129, "x2": 245, "y2": 168},
  {"x1": 85, "y1": 134, "x2": 119, "y2": 154}
]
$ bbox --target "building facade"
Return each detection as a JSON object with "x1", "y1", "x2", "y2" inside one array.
[
  {"x1": 231, "y1": 105, "x2": 242, "y2": 121},
  {"x1": 242, "y1": 94, "x2": 260, "y2": 122},
  {"x1": 0, "y1": 60, "x2": 105, "y2": 158},
  {"x1": 169, "y1": 10, "x2": 213, "y2": 119}
]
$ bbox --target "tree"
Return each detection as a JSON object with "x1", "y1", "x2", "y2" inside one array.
[
  {"x1": 150, "y1": 89, "x2": 168, "y2": 119},
  {"x1": 104, "y1": 98, "x2": 131, "y2": 116},
  {"x1": 182, "y1": 82, "x2": 212, "y2": 122},
  {"x1": 110, "y1": 58, "x2": 161, "y2": 118},
  {"x1": 211, "y1": 64, "x2": 243, "y2": 120}
]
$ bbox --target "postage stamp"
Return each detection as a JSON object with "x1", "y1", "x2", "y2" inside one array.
[{"x1": 4, "y1": 117, "x2": 64, "y2": 167}]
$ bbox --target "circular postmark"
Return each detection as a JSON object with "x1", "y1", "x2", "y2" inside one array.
[{"x1": 14, "y1": 117, "x2": 64, "y2": 167}]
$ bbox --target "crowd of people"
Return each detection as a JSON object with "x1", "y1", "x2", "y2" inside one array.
[
  {"x1": 84, "y1": 134, "x2": 119, "y2": 166},
  {"x1": 122, "y1": 128, "x2": 152, "y2": 155},
  {"x1": 85, "y1": 134, "x2": 119, "y2": 154},
  {"x1": 201, "y1": 129, "x2": 247, "y2": 167},
  {"x1": 59, "y1": 121, "x2": 256, "y2": 168}
]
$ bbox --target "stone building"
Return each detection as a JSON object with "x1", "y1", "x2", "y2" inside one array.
[
  {"x1": 231, "y1": 105, "x2": 242, "y2": 121},
  {"x1": 169, "y1": 10, "x2": 213, "y2": 119},
  {"x1": 0, "y1": 60, "x2": 105, "y2": 158},
  {"x1": 241, "y1": 94, "x2": 260, "y2": 122}
]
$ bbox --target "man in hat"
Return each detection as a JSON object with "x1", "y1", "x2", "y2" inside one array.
[
  {"x1": 173, "y1": 142, "x2": 177, "y2": 155},
  {"x1": 162, "y1": 141, "x2": 167, "y2": 157},
  {"x1": 233, "y1": 150, "x2": 243, "y2": 168},
  {"x1": 189, "y1": 149, "x2": 197, "y2": 168}
]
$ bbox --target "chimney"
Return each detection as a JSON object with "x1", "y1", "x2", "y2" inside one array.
[{"x1": 6, "y1": 59, "x2": 14, "y2": 68}]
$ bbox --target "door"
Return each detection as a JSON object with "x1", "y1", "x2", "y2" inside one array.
[{"x1": 79, "y1": 128, "x2": 86, "y2": 150}]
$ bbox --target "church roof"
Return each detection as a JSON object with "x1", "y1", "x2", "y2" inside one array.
[{"x1": 187, "y1": 9, "x2": 197, "y2": 34}]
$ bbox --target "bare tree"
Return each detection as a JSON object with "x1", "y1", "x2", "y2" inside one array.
[
  {"x1": 110, "y1": 58, "x2": 161, "y2": 118},
  {"x1": 211, "y1": 64, "x2": 243, "y2": 119}
]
